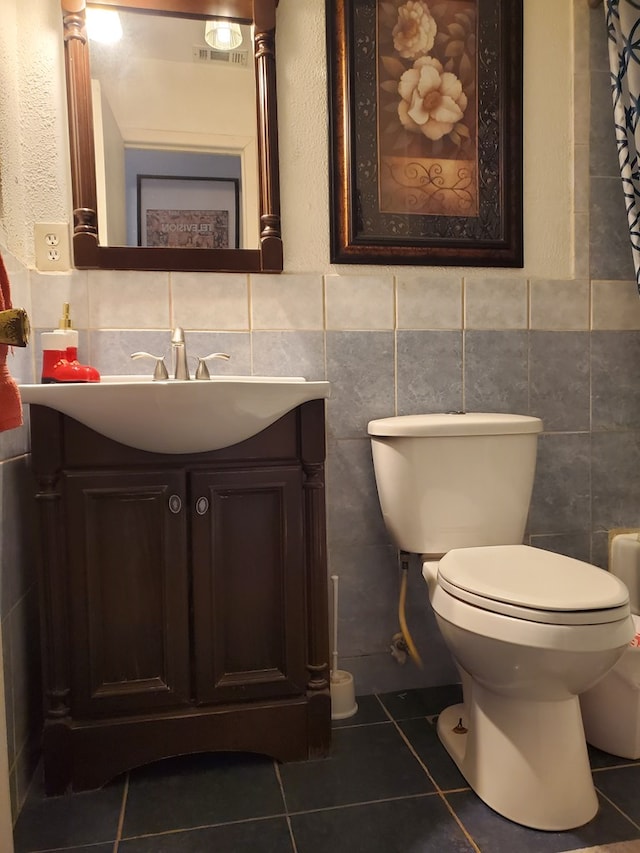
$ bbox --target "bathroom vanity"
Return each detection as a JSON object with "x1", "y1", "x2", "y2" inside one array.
[{"x1": 28, "y1": 398, "x2": 330, "y2": 794}]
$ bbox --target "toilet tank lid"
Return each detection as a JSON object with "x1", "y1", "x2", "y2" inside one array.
[{"x1": 367, "y1": 412, "x2": 543, "y2": 437}]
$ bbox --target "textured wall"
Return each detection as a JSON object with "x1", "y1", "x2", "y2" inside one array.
[
  {"x1": 0, "y1": 1, "x2": 22, "y2": 251},
  {"x1": 3, "y1": 0, "x2": 574, "y2": 274},
  {"x1": 0, "y1": 0, "x2": 71, "y2": 264},
  {"x1": 277, "y1": 0, "x2": 573, "y2": 276}
]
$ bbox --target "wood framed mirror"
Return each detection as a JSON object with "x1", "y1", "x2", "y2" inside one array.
[{"x1": 61, "y1": 0, "x2": 282, "y2": 272}]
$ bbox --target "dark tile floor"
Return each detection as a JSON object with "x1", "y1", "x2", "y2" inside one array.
[{"x1": 12, "y1": 685, "x2": 640, "y2": 853}]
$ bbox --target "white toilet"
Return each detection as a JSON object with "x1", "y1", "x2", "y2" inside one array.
[
  {"x1": 367, "y1": 412, "x2": 634, "y2": 831},
  {"x1": 580, "y1": 532, "x2": 640, "y2": 759}
]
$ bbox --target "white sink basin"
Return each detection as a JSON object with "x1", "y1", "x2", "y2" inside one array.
[{"x1": 19, "y1": 375, "x2": 331, "y2": 454}]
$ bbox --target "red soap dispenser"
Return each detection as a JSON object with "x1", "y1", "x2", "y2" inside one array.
[{"x1": 41, "y1": 303, "x2": 100, "y2": 383}]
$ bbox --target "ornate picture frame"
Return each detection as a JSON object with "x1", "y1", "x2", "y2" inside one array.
[
  {"x1": 136, "y1": 175, "x2": 240, "y2": 249},
  {"x1": 327, "y1": 0, "x2": 523, "y2": 267}
]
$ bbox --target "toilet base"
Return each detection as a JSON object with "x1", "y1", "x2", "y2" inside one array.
[{"x1": 437, "y1": 692, "x2": 598, "y2": 831}]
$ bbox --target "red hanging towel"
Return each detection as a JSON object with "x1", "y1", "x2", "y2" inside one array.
[{"x1": 0, "y1": 254, "x2": 23, "y2": 431}]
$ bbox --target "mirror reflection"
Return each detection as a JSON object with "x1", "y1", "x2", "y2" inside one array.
[{"x1": 86, "y1": 7, "x2": 259, "y2": 250}]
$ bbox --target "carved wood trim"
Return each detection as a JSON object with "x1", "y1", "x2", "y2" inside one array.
[
  {"x1": 35, "y1": 485, "x2": 71, "y2": 721},
  {"x1": 62, "y1": 7, "x2": 98, "y2": 256},
  {"x1": 303, "y1": 461, "x2": 329, "y2": 692},
  {"x1": 301, "y1": 402, "x2": 330, "y2": 694},
  {"x1": 253, "y1": 1, "x2": 282, "y2": 270}
]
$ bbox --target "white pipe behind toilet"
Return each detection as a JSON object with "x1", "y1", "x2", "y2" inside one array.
[{"x1": 580, "y1": 533, "x2": 640, "y2": 759}]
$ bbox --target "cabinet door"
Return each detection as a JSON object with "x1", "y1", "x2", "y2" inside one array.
[
  {"x1": 191, "y1": 467, "x2": 307, "y2": 704},
  {"x1": 65, "y1": 470, "x2": 190, "y2": 717}
]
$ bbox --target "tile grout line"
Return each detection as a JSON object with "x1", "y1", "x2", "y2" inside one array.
[
  {"x1": 112, "y1": 771, "x2": 130, "y2": 851},
  {"x1": 593, "y1": 783, "x2": 640, "y2": 834},
  {"x1": 26, "y1": 843, "x2": 113, "y2": 853},
  {"x1": 284, "y1": 790, "x2": 460, "y2": 818},
  {"x1": 592, "y1": 762, "x2": 640, "y2": 774},
  {"x1": 273, "y1": 759, "x2": 299, "y2": 853},
  {"x1": 113, "y1": 812, "x2": 290, "y2": 844},
  {"x1": 373, "y1": 694, "x2": 482, "y2": 853}
]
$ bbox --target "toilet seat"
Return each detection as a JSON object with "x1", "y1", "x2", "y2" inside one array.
[{"x1": 438, "y1": 545, "x2": 630, "y2": 626}]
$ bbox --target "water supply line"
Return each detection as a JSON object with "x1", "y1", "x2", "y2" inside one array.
[{"x1": 398, "y1": 551, "x2": 423, "y2": 669}]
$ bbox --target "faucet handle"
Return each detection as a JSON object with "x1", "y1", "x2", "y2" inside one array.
[
  {"x1": 194, "y1": 352, "x2": 231, "y2": 380},
  {"x1": 130, "y1": 352, "x2": 169, "y2": 381}
]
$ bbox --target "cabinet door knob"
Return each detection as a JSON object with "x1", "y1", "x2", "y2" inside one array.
[
  {"x1": 195, "y1": 496, "x2": 209, "y2": 515},
  {"x1": 168, "y1": 494, "x2": 182, "y2": 514}
]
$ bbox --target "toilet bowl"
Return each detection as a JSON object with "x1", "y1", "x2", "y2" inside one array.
[
  {"x1": 368, "y1": 413, "x2": 634, "y2": 831},
  {"x1": 425, "y1": 547, "x2": 631, "y2": 830},
  {"x1": 580, "y1": 533, "x2": 640, "y2": 759}
]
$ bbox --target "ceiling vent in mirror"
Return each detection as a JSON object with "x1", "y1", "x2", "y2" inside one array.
[{"x1": 191, "y1": 46, "x2": 249, "y2": 66}]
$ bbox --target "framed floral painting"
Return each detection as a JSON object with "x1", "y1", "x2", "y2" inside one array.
[{"x1": 327, "y1": 0, "x2": 523, "y2": 266}]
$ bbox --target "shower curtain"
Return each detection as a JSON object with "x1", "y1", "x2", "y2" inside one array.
[{"x1": 605, "y1": 0, "x2": 640, "y2": 292}]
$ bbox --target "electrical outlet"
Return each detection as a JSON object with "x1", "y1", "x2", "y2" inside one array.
[{"x1": 34, "y1": 223, "x2": 71, "y2": 271}]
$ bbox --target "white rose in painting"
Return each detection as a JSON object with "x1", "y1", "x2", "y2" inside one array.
[
  {"x1": 392, "y1": 0, "x2": 437, "y2": 59},
  {"x1": 397, "y1": 56, "x2": 468, "y2": 141}
]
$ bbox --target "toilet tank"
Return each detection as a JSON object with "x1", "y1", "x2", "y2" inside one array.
[{"x1": 368, "y1": 413, "x2": 543, "y2": 556}]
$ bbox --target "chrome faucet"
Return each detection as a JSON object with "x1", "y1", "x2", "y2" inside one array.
[
  {"x1": 132, "y1": 328, "x2": 230, "y2": 380},
  {"x1": 171, "y1": 326, "x2": 190, "y2": 380}
]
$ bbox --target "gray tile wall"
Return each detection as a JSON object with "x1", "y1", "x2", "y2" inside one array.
[
  {"x1": 588, "y1": 1, "x2": 640, "y2": 572},
  {"x1": 0, "y1": 251, "x2": 41, "y2": 821}
]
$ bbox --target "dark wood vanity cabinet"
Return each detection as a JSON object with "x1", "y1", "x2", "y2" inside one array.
[
  {"x1": 65, "y1": 468, "x2": 191, "y2": 720},
  {"x1": 30, "y1": 400, "x2": 330, "y2": 795}
]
